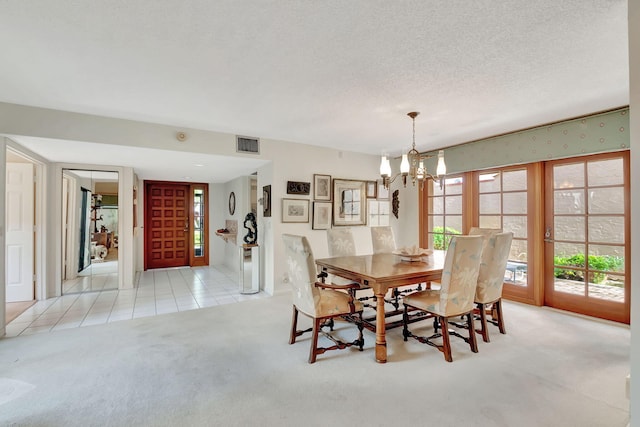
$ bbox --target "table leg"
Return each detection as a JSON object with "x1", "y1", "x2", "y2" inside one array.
[{"x1": 375, "y1": 292, "x2": 387, "y2": 363}]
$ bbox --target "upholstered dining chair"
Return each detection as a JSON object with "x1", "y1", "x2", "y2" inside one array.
[
  {"x1": 370, "y1": 226, "x2": 397, "y2": 254},
  {"x1": 474, "y1": 231, "x2": 513, "y2": 342},
  {"x1": 326, "y1": 228, "x2": 372, "y2": 296},
  {"x1": 469, "y1": 227, "x2": 502, "y2": 237},
  {"x1": 402, "y1": 235, "x2": 484, "y2": 362},
  {"x1": 283, "y1": 234, "x2": 364, "y2": 364},
  {"x1": 370, "y1": 225, "x2": 419, "y2": 308}
]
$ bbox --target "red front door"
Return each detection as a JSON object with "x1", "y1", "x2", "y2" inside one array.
[{"x1": 145, "y1": 182, "x2": 190, "y2": 269}]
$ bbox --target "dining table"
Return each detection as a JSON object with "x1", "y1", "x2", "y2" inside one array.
[{"x1": 315, "y1": 250, "x2": 445, "y2": 363}]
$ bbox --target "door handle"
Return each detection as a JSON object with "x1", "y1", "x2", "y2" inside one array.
[
  {"x1": 184, "y1": 219, "x2": 189, "y2": 232},
  {"x1": 544, "y1": 226, "x2": 553, "y2": 243}
]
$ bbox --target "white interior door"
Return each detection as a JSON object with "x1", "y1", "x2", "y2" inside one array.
[{"x1": 6, "y1": 162, "x2": 35, "y2": 302}]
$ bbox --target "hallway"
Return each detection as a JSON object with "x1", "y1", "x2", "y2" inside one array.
[{"x1": 4, "y1": 265, "x2": 267, "y2": 337}]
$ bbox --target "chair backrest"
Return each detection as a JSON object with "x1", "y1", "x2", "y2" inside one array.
[
  {"x1": 370, "y1": 226, "x2": 396, "y2": 254},
  {"x1": 475, "y1": 232, "x2": 514, "y2": 304},
  {"x1": 327, "y1": 228, "x2": 356, "y2": 257},
  {"x1": 438, "y1": 235, "x2": 484, "y2": 316},
  {"x1": 282, "y1": 234, "x2": 321, "y2": 317},
  {"x1": 469, "y1": 227, "x2": 502, "y2": 237}
]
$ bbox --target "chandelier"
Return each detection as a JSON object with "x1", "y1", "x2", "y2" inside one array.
[{"x1": 379, "y1": 111, "x2": 446, "y2": 190}]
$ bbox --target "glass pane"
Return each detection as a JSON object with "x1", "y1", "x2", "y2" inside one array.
[
  {"x1": 554, "y1": 216, "x2": 585, "y2": 241},
  {"x1": 589, "y1": 187, "x2": 624, "y2": 214},
  {"x1": 479, "y1": 194, "x2": 501, "y2": 214},
  {"x1": 588, "y1": 273, "x2": 624, "y2": 302},
  {"x1": 505, "y1": 258, "x2": 528, "y2": 286},
  {"x1": 587, "y1": 273, "x2": 624, "y2": 302},
  {"x1": 479, "y1": 215, "x2": 501, "y2": 229},
  {"x1": 588, "y1": 216, "x2": 625, "y2": 244},
  {"x1": 588, "y1": 245, "x2": 624, "y2": 273},
  {"x1": 379, "y1": 201, "x2": 389, "y2": 215},
  {"x1": 430, "y1": 233, "x2": 445, "y2": 250},
  {"x1": 479, "y1": 173, "x2": 500, "y2": 193},
  {"x1": 368, "y1": 200, "x2": 379, "y2": 215},
  {"x1": 503, "y1": 216, "x2": 527, "y2": 239},
  {"x1": 588, "y1": 158, "x2": 623, "y2": 187},
  {"x1": 510, "y1": 239, "x2": 527, "y2": 262},
  {"x1": 432, "y1": 180, "x2": 444, "y2": 197},
  {"x1": 503, "y1": 192, "x2": 527, "y2": 214},
  {"x1": 503, "y1": 169, "x2": 527, "y2": 191},
  {"x1": 554, "y1": 242, "x2": 585, "y2": 261},
  {"x1": 554, "y1": 269, "x2": 585, "y2": 295},
  {"x1": 445, "y1": 176, "x2": 463, "y2": 195},
  {"x1": 445, "y1": 216, "x2": 463, "y2": 234},
  {"x1": 554, "y1": 190, "x2": 585, "y2": 214},
  {"x1": 445, "y1": 195, "x2": 462, "y2": 214},
  {"x1": 431, "y1": 215, "x2": 444, "y2": 229},
  {"x1": 432, "y1": 197, "x2": 443, "y2": 215},
  {"x1": 554, "y1": 163, "x2": 584, "y2": 189}
]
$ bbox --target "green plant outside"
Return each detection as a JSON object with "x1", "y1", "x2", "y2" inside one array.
[
  {"x1": 431, "y1": 226, "x2": 461, "y2": 250},
  {"x1": 554, "y1": 254, "x2": 624, "y2": 284}
]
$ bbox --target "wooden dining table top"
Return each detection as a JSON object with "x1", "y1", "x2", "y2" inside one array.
[{"x1": 315, "y1": 251, "x2": 446, "y2": 288}]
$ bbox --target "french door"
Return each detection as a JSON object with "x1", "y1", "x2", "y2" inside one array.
[{"x1": 544, "y1": 152, "x2": 630, "y2": 323}]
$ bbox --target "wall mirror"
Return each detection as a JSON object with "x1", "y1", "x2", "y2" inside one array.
[
  {"x1": 333, "y1": 179, "x2": 367, "y2": 226},
  {"x1": 62, "y1": 169, "x2": 119, "y2": 294}
]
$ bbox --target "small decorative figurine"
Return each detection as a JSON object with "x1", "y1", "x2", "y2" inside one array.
[{"x1": 243, "y1": 212, "x2": 257, "y2": 244}]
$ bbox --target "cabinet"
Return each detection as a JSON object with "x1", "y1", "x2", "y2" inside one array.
[{"x1": 239, "y1": 244, "x2": 260, "y2": 294}]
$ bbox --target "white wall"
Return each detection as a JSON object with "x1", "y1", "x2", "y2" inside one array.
[
  {"x1": 258, "y1": 139, "x2": 380, "y2": 295},
  {"x1": 0, "y1": 103, "x2": 382, "y2": 301},
  {"x1": 628, "y1": 0, "x2": 638, "y2": 420},
  {"x1": 0, "y1": 138, "x2": 6, "y2": 336}
]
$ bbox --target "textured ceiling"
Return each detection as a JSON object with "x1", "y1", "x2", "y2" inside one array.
[{"x1": 0, "y1": 0, "x2": 629, "y2": 179}]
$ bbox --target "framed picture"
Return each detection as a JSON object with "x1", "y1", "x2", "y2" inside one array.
[
  {"x1": 377, "y1": 180, "x2": 390, "y2": 200},
  {"x1": 313, "y1": 174, "x2": 332, "y2": 201},
  {"x1": 287, "y1": 181, "x2": 310, "y2": 195},
  {"x1": 312, "y1": 201, "x2": 332, "y2": 230},
  {"x1": 282, "y1": 198, "x2": 310, "y2": 223},
  {"x1": 333, "y1": 179, "x2": 367, "y2": 226},
  {"x1": 262, "y1": 185, "x2": 271, "y2": 217},
  {"x1": 366, "y1": 181, "x2": 377, "y2": 198}
]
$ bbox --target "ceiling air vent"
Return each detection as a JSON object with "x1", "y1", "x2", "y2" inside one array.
[{"x1": 236, "y1": 136, "x2": 260, "y2": 154}]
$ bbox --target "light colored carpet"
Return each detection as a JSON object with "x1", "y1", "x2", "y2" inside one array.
[{"x1": 0, "y1": 295, "x2": 630, "y2": 426}]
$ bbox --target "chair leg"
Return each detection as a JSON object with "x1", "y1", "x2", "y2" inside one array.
[
  {"x1": 495, "y1": 299, "x2": 506, "y2": 334},
  {"x1": 289, "y1": 305, "x2": 299, "y2": 345},
  {"x1": 477, "y1": 302, "x2": 490, "y2": 343},
  {"x1": 466, "y1": 312, "x2": 479, "y2": 353},
  {"x1": 402, "y1": 304, "x2": 409, "y2": 341},
  {"x1": 356, "y1": 312, "x2": 364, "y2": 351},
  {"x1": 308, "y1": 317, "x2": 321, "y2": 364},
  {"x1": 440, "y1": 316, "x2": 452, "y2": 362}
]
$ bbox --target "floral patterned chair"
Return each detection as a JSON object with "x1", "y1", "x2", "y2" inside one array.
[
  {"x1": 326, "y1": 228, "x2": 372, "y2": 297},
  {"x1": 402, "y1": 235, "x2": 484, "y2": 362},
  {"x1": 474, "y1": 232, "x2": 513, "y2": 342},
  {"x1": 370, "y1": 226, "x2": 397, "y2": 254},
  {"x1": 283, "y1": 234, "x2": 364, "y2": 363}
]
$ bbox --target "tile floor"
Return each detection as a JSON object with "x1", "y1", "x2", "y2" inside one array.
[{"x1": 5, "y1": 265, "x2": 267, "y2": 338}]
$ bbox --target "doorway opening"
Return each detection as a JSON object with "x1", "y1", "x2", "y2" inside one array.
[{"x1": 62, "y1": 169, "x2": 119, "y2": 294}]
